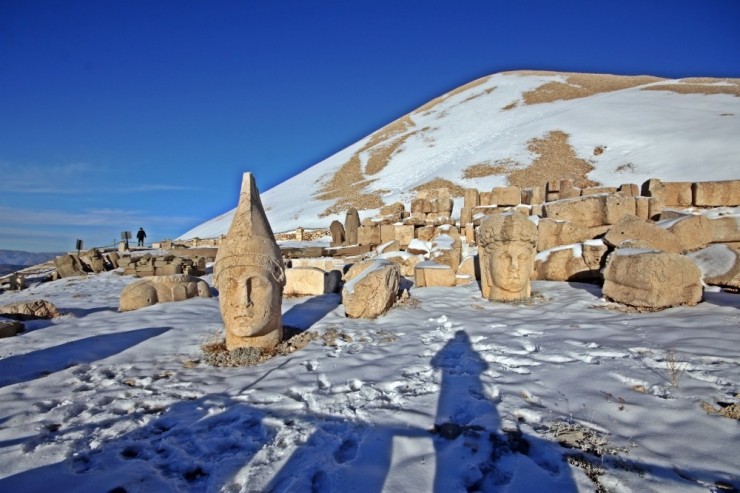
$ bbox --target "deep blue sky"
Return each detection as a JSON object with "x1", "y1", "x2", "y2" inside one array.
[{"x1": 1, "y1": 0, "x2": 739, "y2": 252}]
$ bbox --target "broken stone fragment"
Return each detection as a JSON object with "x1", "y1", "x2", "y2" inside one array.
[{"x1": 119, "y1": 274, "x2": 211, "y2": 311}]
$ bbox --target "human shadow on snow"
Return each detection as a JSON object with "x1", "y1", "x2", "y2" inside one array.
[
  {"x1": 0, "y1": 326, "x2": 170, "y2": 388},
  {"x1": 2, "y1": 330, "x2": 737, "y2": 492}
]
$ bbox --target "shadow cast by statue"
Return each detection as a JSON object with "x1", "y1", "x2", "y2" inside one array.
[
  {"x1": 0, "y1": 327, "x2": 170, "y2": 388},
  {"x1": 282, "y1": 293, "x2": 341, "y2": 330}
]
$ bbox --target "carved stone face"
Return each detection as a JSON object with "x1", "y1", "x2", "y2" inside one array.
[
  {"x1": 220, "y1": 269, "x2": 279, "y2": 338},
  {"x1": 486, "y1": 242, "x2": 534, "y2": 300}
]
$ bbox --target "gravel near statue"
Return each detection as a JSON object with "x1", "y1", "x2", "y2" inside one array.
[
  {"x1": 478, "y1": 213, "x2": 538, "y2": 302},
  {"x1": 213, "y1": 173, "x2": 286, "y2": 351}
]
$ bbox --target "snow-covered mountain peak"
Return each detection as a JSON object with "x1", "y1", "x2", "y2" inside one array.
[{"x1": 181, "y1": 71, "x2": 740, "y2": 239}]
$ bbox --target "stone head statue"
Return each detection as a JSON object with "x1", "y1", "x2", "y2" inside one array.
[
  {"x1": 214, "y1": 173, "x2": 285, "y2": 350},
  {"x1": 478, "y1": 213, "x2": 537, "y2": 301}
]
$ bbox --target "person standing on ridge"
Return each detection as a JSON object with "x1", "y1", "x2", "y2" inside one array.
[{"x1": 136, "y1": 227, "x2": 147, "y2": 247}]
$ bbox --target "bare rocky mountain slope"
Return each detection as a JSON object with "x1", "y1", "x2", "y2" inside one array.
[{"x1": 180, "y1": 71, "x2": 740, "y2": 239}]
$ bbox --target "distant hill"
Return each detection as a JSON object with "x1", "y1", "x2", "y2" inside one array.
[
  {"x1": 180, "y1": 70, "x2": 740, "y2": 239},
  {"x1": 0, "y1": 250, "x2": 62, "y2": 269}
]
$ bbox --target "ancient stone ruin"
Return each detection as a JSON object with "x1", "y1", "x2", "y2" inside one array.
[
  {"x1": 478, "y1": 213, "x2": 538, "y2": 302},
  {"x1": 119, "y1": 274, "x2": 212, "y2": 312},
  {"x1": 213, "y1": 173, "x2": 286, "y2": 351}
]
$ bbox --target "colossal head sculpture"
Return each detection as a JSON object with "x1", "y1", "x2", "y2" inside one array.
[
  {"x1": 478, "y1": 213, "x2": 538, "y2": 302},
  {"x1": 214, "y1": 173, "x2": 285, "y2": 350}
]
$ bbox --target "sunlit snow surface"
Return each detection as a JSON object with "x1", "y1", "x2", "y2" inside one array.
[{"x1": 1, "y1": 270, "x2": 738, "y2": 492}]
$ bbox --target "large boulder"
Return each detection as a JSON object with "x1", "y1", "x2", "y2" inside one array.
[
  {"x1": 0, "y1": 319, "x2": 24, "y2": 338},
  {"x1": 53, "y1": 254, "x2": 86, "y2": 278},
  {"x1": 537, "y1": 218, "x2": 600, "y2": 252},
  {"x1": 544, "y1": 194, "x2": 635, "y2": 228},
  {"x1": 604, "y1": 215, "x2": 683, "y2": 253},
  {"x1": 0, "y1": 299, "x2": 61, "y2": 320},
  {"x1": 342, "y1": 259, "x2": 400, "y2": 319},
  {"x1": 415, "y1": 261, "x2": 457, "y2": 288},
  {"x1": 688, "y1": 244, "x2": 740, "y2": 291},
  {"x1": 664, "y1": 214, "x2": 712, "y2": 252},
  {"x1": 285, "y1": 267, "x2": 339, "y2": 296},
  {"x1": 533, "y1": 241, "x2": 608, "y2": 282},
  {"x1": 602, "y1": 250, "x2": 702, "y2": 310},
  {"x1": 119, "y1": 274, "x2": 212, "y2": 312},
  {"x1": 692, "y1": 180, "x2": 740, "y2": 207}
]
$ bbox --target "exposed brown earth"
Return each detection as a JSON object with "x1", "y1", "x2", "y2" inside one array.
[
  {"x1": 520, "y1": 73, "x2": 665, "y2": 106},
  {"x1": 366, "y1": 131, "x2": 417, "y2": 175},
  {"x1": 507, "y1": 130, "x2": 599, "y2": 188},
  {"x1": 642, "y1": 78, "x2": 740, "y2": 97},
  {"x1": 315, "y1": 115, "x2": 417, "y2": 216},
  {"x1": 462, "y1": 159, "x2": 520, "y2": 179},
  {"x1": 413, "y1": 178, "x2": 465, "y2": 197}
]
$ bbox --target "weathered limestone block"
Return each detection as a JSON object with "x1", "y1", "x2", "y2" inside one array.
[
  {"x1": 464, "y1": 188, "x2": 480, "y2": 209},
  {"x1": 358, "y1": 225, "x2": 381, "y2": 246},
  {"x1": 603, "y1": 250, "x2": 702, "y2": 310},
  {"x1": 411, "y1": 198, "x2": 432, "y2": 214},
  {"x1": 533, "y1": 241, "x2": 607, "y2": 281},
  {"x1": 618, "y1": 183, "x2": 639, "y2": 197},
  {"x1": 521, "y1": 186, "x2": 545, "y2": 205},
  {"x1": 284, "y1": 267, "x2": 330, "y2": 296},
  {"x1": 377, "y1": 240, "x2": 401, "y2": 254},
  {"x1": 430, "y1": 234, "x2": 462, "y2": 271},
  {"x1": 380, "y1": 224, "x2": 396, "y2": 244},
  {"x1": 291, "y1": 257, "x2": 348, "y2": 273},
  {"x1": 460, "y1": 207, "x2": 473, "y2": 226},
  {"x1": 688, "y1": 244, "x2": 740, "y2": 291},
  {"x1": 635, "y1": 197, "x2": 650, "y2": 221},
  {"x1": 342, "y1": 259, "x2": 400, "y2": 318},
  {"x1": 692, "y1": 180, "x2": 740, "y2": 207},
  {"x1": 414, "y1": 226, "x2": 435, "y2": 242},
  {"x1": 480, "y1": 192, "x2": 491, "y2": 206},
  {"x1": 0, "y1": 319, "x2": 23, "y2": 338},
  {"x1": 414, "y1": 261, "x2": 457, "y2": 287},
  {"x1": 537, "y1": 218, "x2": 598, "y2": 252},
  {"x1": 213, "y1": 173, "x2": 286, "y2": 350},
  {"x1": 434, "y1": 224, "x2": 460, "y2": 239},
  {"x1": 546, "y1": 180, "x2": 560, "y2": 193},
  {"x1": 330, "y1": 220, "x2": 345, "y2": 247},
  {"x1": 119, "y1": 274, "x2": 211, "y2": 311},
  {"x1": 544, "y1": 194, "x2": 635, "y2": 228},
  {"x1": 708, "y1": 216, "x2": 740, "y2": 243},
  {"x1": 79, "y1": 249, "x2": 108, "y2": 273},
  {"x1": 380, "y1": 202, "x2": 405, "y2": 215},
  {"x1": 604, "y1": 215, "x2": 683, "y2": 253},
  {"x1": 464, "y1": 223, "x2": 475, "y2": 244},
  {"x1": 478, "y1": 213, "x2": 538, "y2": 301},
  {"x1": 379, "y1": 251, "x2": 423, "y2": 277},
  {"x1": 665, "y1": 215, "x2": 712, "y2": 252},
  {"x1": 394, "y1": 224, "x2": 415, "y2": 248},
  {"x1": 490, "y1": 186, "x2": 521, "y2": 206},
  {"x1": 559, "y1": 180, "x2": 580, "y2": 199},
  {"x1": 405, "y1": 212, "x2": 427, "y2": 226},
  {"x1": 0, "y1": 299, "x2": 61, "y2": 320},
  {"x1": 642, "y1": 178, "x2": 693, "y2": 207},
  {"x1": 155, "y1": 263, "x2": 183, "y2": 276},
  {"x1": 53, "y1": 254, "x2": 86, "y2": 278},
  {"x1": 344, "y1": 207, "x2": 361, "y2": 245},
  {"x1": 581, "y1": 186, "x2": 617, "y2": 196},
  {"x1": 457, "y1": 255, "x2": 480, "y2": 281},
  {"x1": 106, "y1": 252, "x2": 120, "y2": 269}
]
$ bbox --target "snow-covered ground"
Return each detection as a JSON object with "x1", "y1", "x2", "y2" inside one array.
[
  {"x1": 180, "y1": 72, "x2": 740, "y2": 239},
  {"x1": 1, "y1": 268, "x2": 738, "y2": 492}
]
